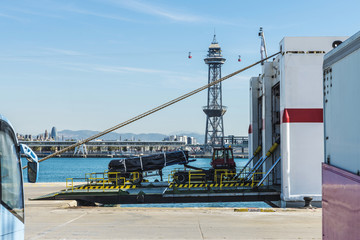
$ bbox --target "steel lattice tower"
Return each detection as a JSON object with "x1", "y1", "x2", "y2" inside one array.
[{"x1": 203, "y1": 35, "x2": 226, "y2": 150}]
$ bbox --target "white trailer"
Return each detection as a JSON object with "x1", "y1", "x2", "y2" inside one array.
[{"x1": 322, "y1": 31, "x2": 360, "y2": 239}]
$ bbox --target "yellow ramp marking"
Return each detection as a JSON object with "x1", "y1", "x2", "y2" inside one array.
[{"x1": 234, "y1": 208, "x2": 276, "y2": 213}]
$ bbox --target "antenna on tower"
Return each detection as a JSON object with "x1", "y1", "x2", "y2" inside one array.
[
  {"x1": 259, "y1": 27, "x2": 268, "y2": 65},
  {"x1": 212, "y1": 28, "x2": 218, "y2": 44}
]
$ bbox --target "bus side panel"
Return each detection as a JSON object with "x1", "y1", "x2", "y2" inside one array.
[{"x1": 0, "y1": 205, "x2": 24, "y2": 239}]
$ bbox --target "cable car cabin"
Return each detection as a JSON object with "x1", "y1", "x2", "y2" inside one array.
[{"x1": 211, "y1": 147, "x2": 236, "y2": 169}]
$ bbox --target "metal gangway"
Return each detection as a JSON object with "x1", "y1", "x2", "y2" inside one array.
[{"x1": 236, "y1": 142, "x2": 281, "y2": 188}]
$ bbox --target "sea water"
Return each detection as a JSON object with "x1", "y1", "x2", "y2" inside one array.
[{"x1": 21, "y1": 157, "x2": 269, "y2": 208}]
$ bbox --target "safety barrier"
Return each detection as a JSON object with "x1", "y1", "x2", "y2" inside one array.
[
  {"x1": 168, "y1": 182, "x2": 256, "y2": 188},
  {"x1": 188, "y1": 171, "x2": 206, "y2": 188},
  {"x1": 65, "y1": 171, "x2": 133, "y2": 192},
  {"x1": 251, "y1": 172, "x2": 265, "y2": 187}
]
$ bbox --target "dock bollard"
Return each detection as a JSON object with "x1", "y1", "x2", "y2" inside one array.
[{"x1": 303, "y1": 197, "x2": 313, "y2": 208}]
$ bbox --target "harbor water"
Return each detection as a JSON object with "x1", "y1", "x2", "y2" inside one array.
[{"x1": 22, "y1": 157, "x2": 269, "y2": 208}]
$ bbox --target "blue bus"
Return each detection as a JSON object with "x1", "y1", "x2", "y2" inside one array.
[{"x1": 0, "y1": 115, "x2": 39, "y2": 239}]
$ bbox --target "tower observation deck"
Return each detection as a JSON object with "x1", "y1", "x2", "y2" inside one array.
[{"x1": 203, "y1": 35, "x2": 226, "y2": 150}]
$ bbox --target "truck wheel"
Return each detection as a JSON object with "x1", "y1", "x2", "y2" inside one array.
[{"x1": 175, "y1": 173, "x2": 187, "y2": 184}]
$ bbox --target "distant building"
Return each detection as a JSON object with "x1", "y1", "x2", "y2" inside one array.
[
  {"x1": 44, "y1": 129, "x2": 48, "y2": 140},
  {"x1": 177, "y1": 135, "x2": 188, "y2": 144},
  {"x1": 164, "y1": 135, "x2": 197, "y2": 145},
  {"x1": 51, "y1": 127, "x2": 57, "y2": 140},
  {"x1": 187, "y1": 136, "x2": 197, "y2": 145}
]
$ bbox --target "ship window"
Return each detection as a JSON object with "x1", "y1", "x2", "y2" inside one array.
[{"x1": 0, "y1": 124, "x2": 24, "y2": 222}]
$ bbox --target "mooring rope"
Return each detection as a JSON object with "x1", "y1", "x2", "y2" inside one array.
[{"x1": 22, "y1": 52, "x2": 280, "y2": 169}]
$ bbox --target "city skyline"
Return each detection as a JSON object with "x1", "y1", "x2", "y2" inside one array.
[{"x1": 1, "y1": 0, "x2": 358, "y2": 136}]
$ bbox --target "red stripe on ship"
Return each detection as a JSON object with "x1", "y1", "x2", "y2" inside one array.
[
  {"x1": 248, "y1": 124, "x2": 252, "y2": 134},
  {"x1": 281, "y1": 108, "x2": 323, "y2": 123}
]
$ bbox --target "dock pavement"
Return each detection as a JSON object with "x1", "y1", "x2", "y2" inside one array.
[{"x1": 24, "y1": 183, "x2": 321, "y2": 240}]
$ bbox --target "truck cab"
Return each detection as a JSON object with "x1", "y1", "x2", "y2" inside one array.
[{"x1": 211, "y1": 147, "x2": 236, "y2": 169}]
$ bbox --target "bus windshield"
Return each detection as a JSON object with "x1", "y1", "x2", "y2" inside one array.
[{"x1": 0, "y1": 126, "x2": 24, "y2": 221}]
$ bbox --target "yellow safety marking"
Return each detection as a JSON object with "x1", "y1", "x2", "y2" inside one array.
[
  {"x1": 105, "y1": 186, "x2": 109, "y2": 189},
  {"x1": 179, "y1": 184, "x2": 183, "y2": 188},
  {"x1": 132, "y1": 185, "x2": 136, "y2": 188},
  {"x1": 245, "y1": 183, "x2": 250, "y2": 187},
  {"x1": 116, "y1": 186, "x2": 120, "y2": 189},
  {"x1": 188, "y1": 184, "x2": 192, "y2": 188},
  {"x1": 111, "y1": 186, "x2": 114, "y2": 189},
  {"x1": 230, "y1": 184, "x2": 234, "y2": 187},
  {"x1": 169, "y1": 184, "x2": 173, "y2": 188},
  {"x1": 234, "y1": 208, "x2": 276, "y2": 213},
  {"x1": 240, "y1": 183, "x2": 244, "y2": 187},
  {"x1": 125, "y1": 185, "x2": 130, "y2": 189},
  {"x1": 224, "y1": 184, "x2": 229, "y2": 187},
  {"x1": 184, "y1": 184, "x2": 188, "y2": 188},
  {"x1": 210, "y1": 184, "x2": 214, "y2": 187},
  {"x1": 215, "y1": 184, "x2": 219, "y2": 187}
]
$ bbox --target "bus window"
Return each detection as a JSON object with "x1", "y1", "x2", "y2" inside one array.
[{"x1": 0, "y1": 127, "x2": 24, "y2": 222}]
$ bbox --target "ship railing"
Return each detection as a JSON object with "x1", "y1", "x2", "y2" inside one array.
[
  {"x1": 214, "y1": 169, "x2": 237, "y2": 184},
  {"x1": 188, "y1": 171, "x2": 206, "y2": 188},
  {"x1": 251, "y1": 171, "x2": 265, "y2": 187},
  {"x1": 66, "y1": 178, "x2": 74, "y2": 192},
  {"x1": 237, "y1": 167, "x2": 252, "y2": 180},
  {"x1": 219, "y1": 172, "x2": 238, "y2": 189}
]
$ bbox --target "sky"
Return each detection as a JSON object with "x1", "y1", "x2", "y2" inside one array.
[{"x1": 0, "y1": 0, "x2": 359, "y2": 137}]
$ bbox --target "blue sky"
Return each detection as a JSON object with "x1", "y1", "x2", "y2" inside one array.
[{"x1": 0, "y1": 0, "x2": 358, "y2": 136}]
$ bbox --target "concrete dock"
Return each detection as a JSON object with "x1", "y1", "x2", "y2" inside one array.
[{"x1": 24, "y1": 183, "x2": 322, "y2": 240}]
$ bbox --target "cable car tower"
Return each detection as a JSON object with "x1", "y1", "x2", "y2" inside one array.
[{"x1": 203, "y1": 34, "x2": 226, "y2": 151}]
